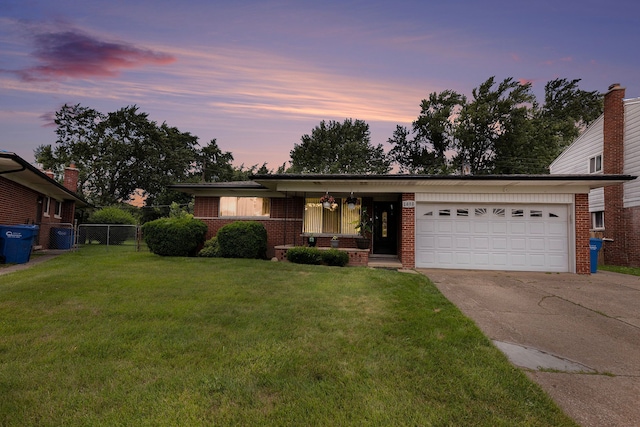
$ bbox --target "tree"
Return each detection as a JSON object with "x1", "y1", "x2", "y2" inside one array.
[
  {"x1": 389, "y1": 77, "x2": 603, "y2": 175},
  {"x1": 193, "y1": 139, "x2": 235, "y2": 182},
  {"x1": 389, "y1": 90, "x2": 464, "y2": 174},
  {"x1": 36, "y1": 104, "x2": 200, "y2": 206},
  {"x1": 289, "y1": 119, "x2": 391, "y2": 174},
  {"x1": 453, "y1": 77, "x2": 535, "y2": 174}
]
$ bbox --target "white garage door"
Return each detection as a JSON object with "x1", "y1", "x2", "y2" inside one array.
[{"x1": 416, "y1": 204, "x2": 569, "y2": 272}]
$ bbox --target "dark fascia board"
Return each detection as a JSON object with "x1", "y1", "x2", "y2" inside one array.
[
  {"x1": 250, "y1": 173, "x2": 636, "y2": 182},
  {"x1": 168, "y1": 181, "x2": 286, "y2": 198},
  {"x1": 0, "y1": 151, "x2": 91, "y2": 207}
]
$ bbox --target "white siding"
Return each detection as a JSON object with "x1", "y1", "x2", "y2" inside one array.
[
  {"x1": 550, "y1": 115, "x2": 604, "y2": 174},
  {"x1": 589, "y1": 187, "x2": 604, "y2": 211},
  {"x1": 624, "y1": 99, "x2": 640, "y2": 207}
]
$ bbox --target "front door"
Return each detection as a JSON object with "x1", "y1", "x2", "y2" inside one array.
[{"x1": 373, "y1": 202, "x2": 398, "y2": 255}]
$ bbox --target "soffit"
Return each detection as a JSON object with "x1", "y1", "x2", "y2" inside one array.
[{"x1": 0, "y1": 156, "x2": 89, "y2": 206}]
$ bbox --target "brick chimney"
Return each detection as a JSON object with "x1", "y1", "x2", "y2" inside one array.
[
  {"x1": 44, "y1": 170, "x2": 55, "y2": 180},
  {"x1": 63, "y1": 163, "x2": 79, "y2": 192},
  {"x1": 603, "y1": 83, "x2": 625, "y2": 174},
  {"x1": 603, "y1": 83, "x2": 627, "y2": 265}
]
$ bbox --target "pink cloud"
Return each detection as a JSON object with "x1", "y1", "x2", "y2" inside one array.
[
  {"x1": 39, "y1": 111, "x2": 56, "y2": 128},
  {"x1": 17, "y1": 29, "x2": 175, "y2": 81}
]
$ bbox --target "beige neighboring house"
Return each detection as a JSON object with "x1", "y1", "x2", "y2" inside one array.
[{"x1": 550, "y1": 83, "x2": 640, "y2": 267}]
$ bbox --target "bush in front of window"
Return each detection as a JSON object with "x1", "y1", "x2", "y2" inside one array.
[
  {"x1": 142, "y1": 217, "x2": 207, "y2": 257},
  {"x1": 216, "y1": 221, "x2": 268, "y2": 259},
  {"x1": 286, "y1": 247, "x2": 323, "y2": 265},
  {"x1": 198, "y1": 237, "x2": 220, "y2": 257},
  {"x1": 321, "y1": 249, "x2": 349, "y2": 267}
]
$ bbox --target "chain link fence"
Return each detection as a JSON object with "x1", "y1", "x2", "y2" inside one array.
[{"x1": 76, "y1": 224, "x2": 143, "y2": 251}]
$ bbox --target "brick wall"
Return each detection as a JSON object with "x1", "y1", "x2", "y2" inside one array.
[
  {"x1": 194, "y1": 196, "x2": 306, "y2": 258},
  {"x1": 0, "y1": 176, "x2": 75, "y2": 249},
  {"x1": 0, "y1": 177, "x2": 40, "y2": 224},
  {"x1": 575, "y1": 193, "x2": 591, "y2": 274},
  {"x1": 602, "y1": 83, "x2": 629, "y2": 266},
  {"x1": 400, "y1": 193, "x2": 415, "y2": 269}
]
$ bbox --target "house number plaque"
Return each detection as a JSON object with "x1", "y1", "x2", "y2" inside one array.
[{"x1": 402, "y1": 200, "x2": 416, "y2": 208}]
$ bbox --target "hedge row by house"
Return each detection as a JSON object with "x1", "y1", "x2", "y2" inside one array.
[
  {"x1": 142, "y1": 216, "x2": 207, "y2": 257},
  {"x1": 286, "y1": 247, "x2": 349, "y2": 267}
]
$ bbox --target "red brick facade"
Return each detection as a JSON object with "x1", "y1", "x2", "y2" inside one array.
[
  {"x1": 575, "y1": 193, "x2": 591, "y2": 274},
  {"x1": 601, "y1": 83, "x2": 640, "y2": 266},
  {"x1": 1, "y1": 162, "x2": 80, "y2": 250},
  {"x1": 400, "y1": 193, "x2": 415, "y2": 269},
  {"x1": 195, "y1": 196, "x2": 306, "y2": 258}
]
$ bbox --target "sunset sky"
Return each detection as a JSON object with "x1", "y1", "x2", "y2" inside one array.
[{"x1": 1, "y1": 0, "x2": 639, "y2": 170}]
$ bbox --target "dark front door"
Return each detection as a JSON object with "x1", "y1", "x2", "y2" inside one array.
[{"x1": 373, "y1": 201, "x2": 398, "y2": 255}]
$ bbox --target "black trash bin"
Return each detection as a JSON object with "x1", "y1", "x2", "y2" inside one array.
[
  {"x1": 0, "y1": 224, "x2": 39, "y2": 264},
  {"x1": 589, "y1": 238, "x2": 603, "y2": 273},
  {"x1": 50, "y1": 227, "x2": 74, "y2": 249}
]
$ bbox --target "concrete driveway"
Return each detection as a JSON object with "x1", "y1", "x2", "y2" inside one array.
[{"x1": 419, "y1": 268, "x2": 640, "y2": 427}]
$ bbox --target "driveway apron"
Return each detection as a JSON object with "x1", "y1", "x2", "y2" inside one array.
[{"x1": 419, "y1": 269, "x2": 640, "y2": 427}]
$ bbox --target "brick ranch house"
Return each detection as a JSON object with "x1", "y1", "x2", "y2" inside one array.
[
  {"x1": 0, "y1": 151, "x2": 89, "y2": 250},
  {"x1": 551, "y1": 83, "x2": 640, "y2": 266},
  {"x1": 171, "y1": 173, "x2": 633, "y2": 274}
]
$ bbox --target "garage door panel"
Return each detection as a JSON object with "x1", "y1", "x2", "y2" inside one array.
[
  {"x1": 473, "y1": 237, "x2": 489, "y2": 250},
  {"x1": 416, "y1": 203, "x2": 569, "y2": 272},
  {"x1": 492, "y1": 237, "x2": 507, "y2": 250},
  {"x1": 510, "y1": 223, "x2": 527, "y2": 235}
]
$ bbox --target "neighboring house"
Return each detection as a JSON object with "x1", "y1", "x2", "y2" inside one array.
[
  {"x1": 550, "y1": 83, "x2": 640, "y2": 267},
  {"x1": 171, "y1": 173, "x2": 633, "y2": 274},
  {"x1": 0, "y1": 151, "x2": 89, "y2": 250}
]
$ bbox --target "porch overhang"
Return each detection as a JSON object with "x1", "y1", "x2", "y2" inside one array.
[{"x1": 249, "y1": 173, "x2": 636, "y2": 198}]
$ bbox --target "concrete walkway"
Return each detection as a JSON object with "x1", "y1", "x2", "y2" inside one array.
[
  {"x1": 0, "y1": 250, "x2": 65, "y2": 276},
  {"x1": 419, "y1": 268, "x2": 640, "y2": 427}
]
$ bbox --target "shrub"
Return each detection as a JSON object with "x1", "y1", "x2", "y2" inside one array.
[
  {"x1": 286, "y1": 247, "x2": 322, "y2": 265},
  {"x1": 86, "y1": 206, "x2": 137, "y2": 244},
  {"x1": 198, "y1": 237, "x2": 220, "y2": 257},
  {"x1": 321, "y1": 249, "x2": 350, "y2": 267},
  {"x1": 216, "y1": 221, "x2": 267, "y2": 259},
  {"x1": 142, "y1": 217, "x2": 207, "y2": 257},
  {"x1": 87, "y1": 206, "x2": 137, "y2": 225}
]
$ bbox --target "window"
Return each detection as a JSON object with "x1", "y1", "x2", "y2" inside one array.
[
  {"x1": 54, "y1": 200, "x2": 62, "y2": 218},
  {"x1": 43, "y1": 197, "x2": 51, "y2": 217},
  {"x1": 511, "y1": 209, "x2": 524, "y2": 217},
  {"x1": 592, "y1": 211, "x2": 604, "y2": 230},
  {"x1": 589, "y1": 154, "x2": 602, "y2": 173},
  {"x1": 219, "y1": 197, "x2": 270, "y2": 217},
  {"x1": 457, "y1": 208, "x2": 469, "y2": 217},
  {"x1": 530, "y1": 209, "x2": 543, "y2": 218},
  {"x1": 303, "y1": 197, "x2": 359, "y2": 235},
  {"x1": 438, "y1": 209, "x2": 451, "y2": 216}
]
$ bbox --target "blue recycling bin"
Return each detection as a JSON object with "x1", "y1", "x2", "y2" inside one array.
[
  {"x1": 50, "y1": 227, "x2": 74, "y2": 249},
  {"x1": 589, "y1": 238, "x2": 603, "y2": 273},
  {"x1": 0, "y1": 224, "x2": 39, "y2": 264}
]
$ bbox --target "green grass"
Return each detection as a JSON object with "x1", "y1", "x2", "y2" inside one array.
[
  {"x1": 600, "y1": 264, "x2": 640, "y2": 276},
  {"x1": 0, "y1": 248, "x2": 577, "y2": 426}
]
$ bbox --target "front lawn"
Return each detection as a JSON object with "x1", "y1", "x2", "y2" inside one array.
[
  {"x1": 0, "y1": 249, "x2": 576, "y2": 426},
  {"x1": 600, "y1": 264, "x2": 640, "y2": 276}
]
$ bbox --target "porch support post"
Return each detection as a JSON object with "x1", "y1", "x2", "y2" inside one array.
[
  {"x1": 401, "y1": 193, "x2": 415, "y2": 269},
  {"x1": 575, "y1": 193, "x2": 591, "y2": 274}
]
